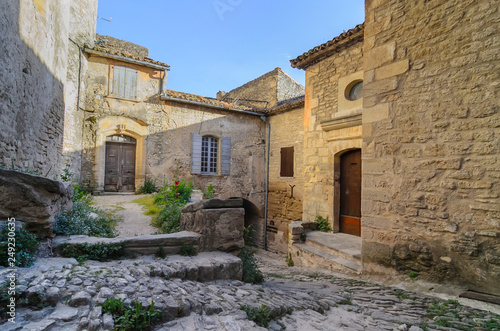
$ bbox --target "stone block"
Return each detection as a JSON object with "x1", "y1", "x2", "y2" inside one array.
[
  {"x1": 364, "y1": 42, "x2": 396, "y2": 70},
  {"x1": 374, "y1": 59, "x2": 409, "y2": 80},
  {"x1": 363, "y1": 103, "x2": 389, "y2": 123}
]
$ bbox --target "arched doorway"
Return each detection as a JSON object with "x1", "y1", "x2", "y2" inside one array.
[
  {"x1": 104, "y1": 134, "x2": 137, "y2": 192},
  {"x1": 339, "y1": 149, "x2": 362, "y2": 236}
]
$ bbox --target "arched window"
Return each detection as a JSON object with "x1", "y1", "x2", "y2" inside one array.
[{"x1": 201, "y1": 136, "x2": 218, "y2": 174}]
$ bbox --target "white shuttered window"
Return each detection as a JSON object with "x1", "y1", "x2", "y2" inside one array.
[
  {"x1": 191, "y1": 134, "x2": 231, "y2": 175},
  {"x1": 111, "y1": 65, "x2": 138, "y2": 100}
]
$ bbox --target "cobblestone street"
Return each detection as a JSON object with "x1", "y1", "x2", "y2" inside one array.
[{"x1": 1, "y1": 250, "x2": 498, "y2": 330}]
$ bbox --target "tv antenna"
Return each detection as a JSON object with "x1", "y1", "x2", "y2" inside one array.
[{"x1": 98, "y1": 16, "x2": 112, "y2": 22}]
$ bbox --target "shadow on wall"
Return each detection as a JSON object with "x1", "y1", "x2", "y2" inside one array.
[{"x1": 0, "y1": 1, "x2": 66, "y2": 178}]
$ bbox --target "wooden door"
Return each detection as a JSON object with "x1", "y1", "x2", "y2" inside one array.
[
  {"x1": 339, "y1": 149, "x2": 362, "y2": 236},
  {"x1": 104, "y1": 137, "x2": 136, "y2": 192}
]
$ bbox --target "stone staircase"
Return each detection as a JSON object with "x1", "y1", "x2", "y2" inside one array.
[{"x1": 290, "y1": 231, "x2": 362, "y2": 275}]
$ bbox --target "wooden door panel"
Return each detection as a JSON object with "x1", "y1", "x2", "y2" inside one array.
[
  {"x1": 340, "y1": 150, "x2": 362, "y2": 236},
  {"x1": 104, "y1": 141, "x2": 136, "y2": 192}
]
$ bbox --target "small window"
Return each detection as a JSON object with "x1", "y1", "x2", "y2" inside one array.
[
  {"x1": 346, "y1": 81, "x2": 363, "y2": 101},
  {"x1": 202, "y1": 136, "x2": 218, "y2": 174},
  {"x1": 111, "y1": 65, "x2": 137, "y2": 100},
  {"x1": 280, "y1": 147, "x2": 294, "y2": 177},
  {"x1": 191, "y1": 134, "x2": 231, "y2": 175},
  {"x1": 106, "y1": 135, "x2": 136, "y2": 144}
]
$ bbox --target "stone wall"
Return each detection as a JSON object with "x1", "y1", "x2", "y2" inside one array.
[
  {"x1": 222, "y1": 68, "x2": 304, "y2": 109},
  {"x1": 301, "y1": 38, "x2": 364, "y2": 224},
  {"x1": 362, "y1": 0, "x2": 500, "y2": 295},
  {"x1": 0, "y1": 0, "x2": 97, "y2": 179},
  {"x1": 267, "y1": 106, "x2": 305, "y2": 253},
  {"x1": 81, "y1": 53, "x2": 267, "y2": 214}
]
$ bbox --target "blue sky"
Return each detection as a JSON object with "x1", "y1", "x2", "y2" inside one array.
[{"x1": 96, "y1": 0, "x2": 364, "y2": 97}]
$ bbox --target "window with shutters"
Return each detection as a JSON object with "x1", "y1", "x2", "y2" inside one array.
[
  {"x1": 110, "y1": 65, "x2": 138, "y2": 100},
  {"x1": 201, "y1": 136, "x2": 218, "y2": 174},
  {"x1": 191, "y1": 133, "x2": 231, "y2": 175},
  {"x1": 280, "y1": 146, "x2": 294, "y2": 177}
]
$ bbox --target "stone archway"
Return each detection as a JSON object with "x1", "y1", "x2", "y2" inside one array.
[{"x1": 94, "y1": 116, "x2": 148, "y2": 193}]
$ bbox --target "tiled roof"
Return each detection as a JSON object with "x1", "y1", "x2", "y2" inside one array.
[
  {"x1": 164, "y1": 90, "x2": 259, "y2": 112},
  {"x1": 290, "y1": 24, "x2": 364, "y2": 69},
  {"x1": 267, "y1": 95, "x2": 305, "y2": 115},
  {"x1": 85, "y1": 45, "x2": 170, "y2": 69}
]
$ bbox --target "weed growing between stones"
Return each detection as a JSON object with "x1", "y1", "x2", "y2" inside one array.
[
  {"x1": 179, "y1": 244, "x2": 197, "y2": 256},
  {"x1": 239, "y1": 226, "x2": 264, "y2": 284},
  {"x1": 102, "y1": 298, "x2": 164, "y2": 330},
  {"x1": 315, "y1": 215, "x2": 332, "y2": 232},
  {"x1": 240, "y1": 304, "x2": 293, "y2": 328},
  {"x1": 55, "y1": 185, "x2": 117, "y2": 238},
  {"x1": 136, "y1": 179, "x2": 158, "y2": 194},
  {"x1": 0, "y1": 223, "x2": 38, "y2": 267},
  {"x1": 155, "y1": 246, "x2": 166, "y2": 259},
  {"x1": 286, "y1": 253, "x2": 294, "y2": 267},
  {"x1": 60, "y1": 242, "x2": 125, "y2": 262},
  {"x1": 152, "y1": 179, "x2": 193, "y2": 234}
]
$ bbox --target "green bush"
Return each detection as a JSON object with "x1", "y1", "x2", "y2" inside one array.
[
  {"x1": 240, "y1": 305, "x2": 293, "y2": 328},
  {"x1": 152, "y1": 179, "x2": 193, "y2": 234},
  {"x1": 102, "y1": 298, "x2": 163, "y2": 330},
  {"x1": 315, "y1": 215, "x2": 332, "y2": 232},
  {"x1": 202, "y1": 183, "x2": 215, "y2": 199},
  {"x1": 179, "y1": 244, "x2": 197, "y2": 256},
  {"x1": 136, "y1": 179, "x2": 157, "y2": 194},
  {"x1": 286, "y1": 252, "x2": 294, "y2": 267},
  {"x1": 55, "y1": 185, "x2": 116, "y2": 238},
  {"x1": 60, "y1": 242, "x2": 125, "y2": 261},
  {"x1": 0, "y1": 223, "x2": 38, "y2": 267},
  {"x1": 239, "y1": 246, "x2": 264, "y2": 284},
  {"x1": 155, "y1": 246, "x2": 166, "y2": 259}
]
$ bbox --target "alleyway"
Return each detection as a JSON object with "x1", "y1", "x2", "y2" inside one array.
[{"x1": 92, "y1": 194, "x2": 157, "y2": 237}]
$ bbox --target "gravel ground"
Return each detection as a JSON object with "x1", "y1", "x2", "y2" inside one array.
[{"x1": 92, "y1": 194, "x2": 158, "y2": 236}]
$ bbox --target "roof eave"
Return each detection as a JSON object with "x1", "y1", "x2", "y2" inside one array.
[
  {"x1": 160, "y1": 95, "x2": 262, "y2": 116},
  {"x1": 83, "y1": 48, "x2": 170, "y2": 71}
]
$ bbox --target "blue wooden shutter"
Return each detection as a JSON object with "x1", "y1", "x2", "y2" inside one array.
[
  {"x1": 221, "y1": 137, "x2": 231, "y2": 175},
  {"x1": 191, "y1": 133, "x2": 202, "y2": 174}
]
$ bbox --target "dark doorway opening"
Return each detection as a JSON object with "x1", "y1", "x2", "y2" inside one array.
[
  {"x1": 339, "y1": 149, "x2": 362, "y2": 236},
  {"x1": 104, "y1": 135, "x2": 136, "y2": 192}
]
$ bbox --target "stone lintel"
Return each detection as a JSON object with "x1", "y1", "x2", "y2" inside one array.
[{"x1": 321, "y1": 113, "x2": 362, "y2": 132}]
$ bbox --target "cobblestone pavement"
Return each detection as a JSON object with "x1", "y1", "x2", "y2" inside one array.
[{"x1": 1, "y1": 250, "x2": 499, "y2": 330}]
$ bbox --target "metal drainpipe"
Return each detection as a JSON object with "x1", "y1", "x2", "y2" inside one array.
[{"x1": 260, "y1": 115, "x2": 270, "y2": 250}]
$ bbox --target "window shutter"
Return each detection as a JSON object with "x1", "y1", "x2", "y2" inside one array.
[
  {"x1": 191, "y1": 133, "x2": 202, "y2": 174},
  {"x1": 221, "y1": 137, "x2": 231, "y2": 175},
  {"x1": 125, "y1": 68, "x2": 138, "y2": 99},
  {"x1": 112, "y1": 66, "x2": 126, "y2": 98},
  {"x1": 280, "y1": 147, "x2": 294, "y2": 177}
]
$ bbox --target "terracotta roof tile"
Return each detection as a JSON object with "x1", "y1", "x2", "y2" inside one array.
[
  {"x1": 267, "y1": 95, "x2": 305, "y2": 115},
  {"x1": 164, "y1": 90, "x2": 258, "y2": 112},
  {"x1": 291, "y1": 24, "x2": 364, "y2": 69},
  {"x1": 85, "y1": 45, "x2": 170, "y2": 68}
]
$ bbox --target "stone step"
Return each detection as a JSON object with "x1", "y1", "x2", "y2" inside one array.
[
  {"x1": 53, "y1": 231, "x2": 202, "y2": 255},
  {"x1": 293, "y1": 243, "x2": 361, "y2": 275},
  {"x1": 305, "y1": 231, "x2": 361, "y2": 263}
]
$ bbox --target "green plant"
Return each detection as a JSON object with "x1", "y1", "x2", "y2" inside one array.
[
  {"x1": 0, "y1": 223, "x2": 38, "y2": 267},
  {"x1": 338, "y1": 298, "x2": 353, "y2": 305},
  {"x1": 202, "y1": 183, "x2": 215, "y2": 199},
  {"x1": 136, "y1": 179, "x2": 158, "y2": 194},
  {"x1": 286, "y1": 252, "x2": 294, "y2": 267},
  {"x1": 409, "y1": 271, "x2": 418, "y2": 279},
  {"x1": 102, "y1": 298, "x2": 163, "y2": 330},
  {"x1": 315, "y1": 215, "x2": 332, "y2": 232},
  {"x1": 240, "y1": 305, "x2": 273, "y2": 328},
  {"x1": 61, "y1": 164, "x2": 73, "y2": 182},
  {"x1": 239, "y1": 245, "x2": 264, "y2": 284},
  {"x1": 152, "y1": 178, "x2": 194, "y2": 234},
  {"x1": 155, "y1": 246, "x2": 166, "y2": 259},
  {"x1": 179, "y1": 244, "x2": 197, "y2": 256},
  {"x1": 60, "y1": 242, "x2": 125, "y2": 261}
]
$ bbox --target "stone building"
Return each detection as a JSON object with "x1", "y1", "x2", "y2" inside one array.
[
  {"x1": 282, "y1": 0, "x2": 499, "y2": 296},
  {"x1": 0, "y1": 0, "x2": 98, "y2": 177},
  {"x1": 1, "y1": 0, "x2": 498, "y2": 297}
]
